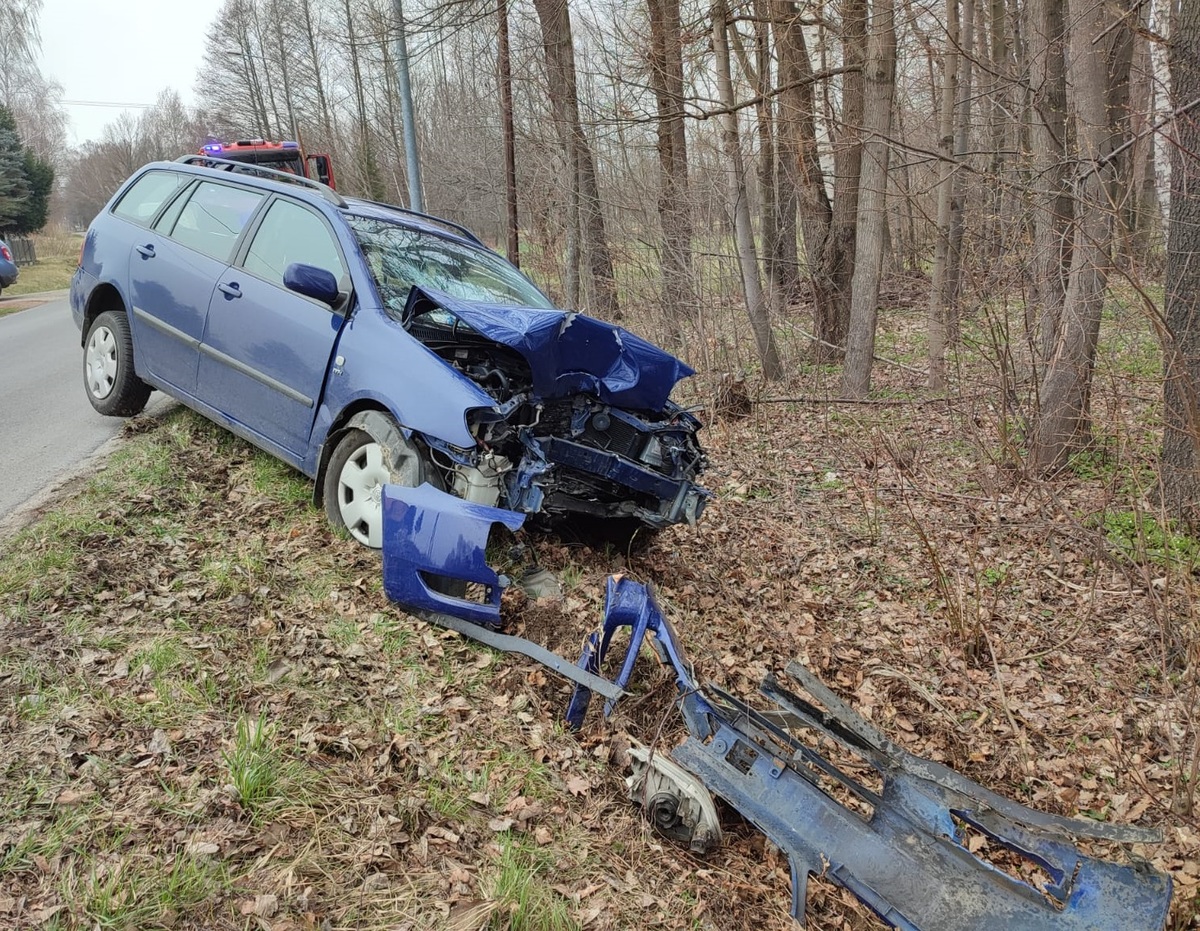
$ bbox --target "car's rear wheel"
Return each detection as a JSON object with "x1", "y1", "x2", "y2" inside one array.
[
  {"x1": 84, "y1": 310, "x2": 151, "y2": 416},
  {"x1": 323, "y1": 427, "x2": 426, "y2": 549}
]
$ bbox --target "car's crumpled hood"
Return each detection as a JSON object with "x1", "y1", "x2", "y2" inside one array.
[{"x1": 410, "y1": 286, "x2": 693, "y2": 410}]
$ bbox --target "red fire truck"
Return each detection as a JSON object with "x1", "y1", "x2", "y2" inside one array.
[{"x1": 198, "y1": 139, "x2": 336, "y2": 189}]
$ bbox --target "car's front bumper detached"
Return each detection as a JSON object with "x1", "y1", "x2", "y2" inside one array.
[{"x1": 379, "y1": 485, "x2": 1173, "y2": 930}]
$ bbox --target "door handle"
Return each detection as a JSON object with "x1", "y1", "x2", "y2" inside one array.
[
  {"x1": 136, "y1": 244, "x2": 155, "y2": 258},
  {"x1": 218, "y1": 282, "x2": 242, "y2": 299}
]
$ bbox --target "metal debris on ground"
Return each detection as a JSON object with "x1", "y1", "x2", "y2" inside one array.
[{"x1": 380, "y1": 482, "x2": 1173, "y2": 930}]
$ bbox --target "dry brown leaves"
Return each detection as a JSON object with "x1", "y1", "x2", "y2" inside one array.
[{"x1": 1, "y1": 307, "x2": 1198, "y2": 928}]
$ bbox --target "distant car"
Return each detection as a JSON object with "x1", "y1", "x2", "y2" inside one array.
[
  {"x1": 0, "y1": 238, "x2": 18, "y2": 294},
  {"x1": 70, "y1": 158, "x2": 707, "y2": 548}
]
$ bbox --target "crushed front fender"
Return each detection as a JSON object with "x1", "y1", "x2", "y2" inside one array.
[{"x1": 381, "y1": 482, "x2": 524, "y2": 627}]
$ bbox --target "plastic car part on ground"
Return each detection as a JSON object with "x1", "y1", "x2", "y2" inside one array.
[{"x1": 379, "y1": 482, "x2": 1173, "y2": 929}]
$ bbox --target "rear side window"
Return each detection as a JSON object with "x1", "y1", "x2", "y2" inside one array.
[
  {"x1": 166, "y1": 181, "x2": 264, "y2": 263},
  {"x1": 243, "y1": 199, "x2": 347, "y2": 288},
  {"x1": 111, "y1": 170, "x2": 187, "y2": 225}
]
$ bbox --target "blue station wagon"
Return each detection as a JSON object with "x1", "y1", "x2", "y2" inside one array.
[{"x1": 71, "y1": 158, "x2": 707, "y2": 548}]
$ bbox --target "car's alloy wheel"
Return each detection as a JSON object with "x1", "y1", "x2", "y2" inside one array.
[
  {"x1": 82, "y1": 310, "x2": 151, "y2": 417},
  {"x1": 324, "y1": 427, "x2": 423, "y2": 549},
  {"x1": 86, "y1": 324, "x2": 118, "y2": 399}
]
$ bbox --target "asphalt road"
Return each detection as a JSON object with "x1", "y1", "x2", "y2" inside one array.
[{"x1": 0, "y1": 293, "x2": 171, "y2": 529}]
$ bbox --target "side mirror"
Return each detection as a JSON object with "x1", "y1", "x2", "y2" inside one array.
[
  {"x1": 284, "y1": 263, "x2": 341, "y2": 307},
  {"x1": 307, "y1": 154, "x2": 335, "y2": 189}
]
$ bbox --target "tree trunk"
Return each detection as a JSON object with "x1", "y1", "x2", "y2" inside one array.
[
  {"x1": 532, "y1": 0, "x2": 620, "y2": 318},
  {"x1": 985, "y1": 0, "x2": 1010, "y2": 261},
  {"x1": 1126, "y1": 5, "x2": 1160, "y2": 265},
  {"x1": 1029, "y1": 0, "x2": 1133, "y2": 471},
  {"x1": 646, "y1": 0, "x2": 696, "y2": 329},
  {"x1": 840, "y1": 0, "x2": 896, "y2": 397},
  {"x1": 751, "y1": 0, "x2": 787, "y2": 312},
  {"x1": 945, "y1": 0, "x2": 974, "y2": 340},
  {"x1": 299, "y1": 0, "x2": 334, "y2": 140},
  {"x1": 774, "y1": 0, "x2": 833, "y2": 316},
  {"x1": 1161, "y1": 0, "x2": 1200, "y2": 524},
  {"x1": 929, "y1": 0, "x2": 959, "y2": 389},
  {"x1": 712, "y1": 0, "x2": 783, "y2": 380},
  {"x1": 498, "y1": 0, "x2": 520, "y2": 266},
  {"x1": 814, "y1": 0, "x2": 866, "y2": 361},
  {"x1": 343, "y1": 0, "x2": 385, "y2": 199},
  {"x1": 1025, "y1": 0, "x2": 1072, "y2": 369}
]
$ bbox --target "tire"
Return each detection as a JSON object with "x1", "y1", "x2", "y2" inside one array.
[
  {"x1": 84, "y1": 310, "x2": 151, "y2": 417},
  {"x1": 322, "y1": 426, "x2": 426, "y2": 549}
]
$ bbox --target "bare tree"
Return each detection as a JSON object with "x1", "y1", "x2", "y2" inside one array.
[
  {"x1": 1025, "y1": 0, "x2": 1072, "y2": 368},
  {"x1": 646, "y1": 0, "x2": 696, "y2": 327},
  {"x1": 814, "y1": 0, "x2": 866, "y2": 361},
  {"x1": 1029, "y1": 0, "x2": 1134, "y2": 471},
  {"x1": 712, "y1": 0, "x2": 783, "y2": 380},
  {"x1": 928, "y1": 0, "x2": 959, "y2": 388},
  {"x1": 1162, "y1": 0, "x2": 1200, "y2": 524},
  {"x1": 774, "y1": 0, "x2": 834, "y2": 330},
  {"x1": 498, "y1": 0, "x2": 520, "y2": 263},
  {"x1": 841, "y1": 0, "x2": 897, "y2": 397},
  {"x1": 532, "y1": 0, "x2": 620, "y2": 318}
]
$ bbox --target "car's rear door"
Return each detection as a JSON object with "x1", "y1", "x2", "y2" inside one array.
[
  {"x1": 130, "y1": 179, "x2": 265, "y2": 394},
  {"x1": 195, "y1": 196, "x2": 350, "y2": 458}
]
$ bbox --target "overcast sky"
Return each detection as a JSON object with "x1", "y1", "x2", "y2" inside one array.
[{"x1": 37, "y1": 0, "x2": 220, "y2": 146}]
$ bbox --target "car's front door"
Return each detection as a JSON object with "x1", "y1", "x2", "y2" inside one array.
[
  {"x1": 129, "y1": 179, "x2": 265, "y2": 394},
  {"x1": 196, "y1": 197, "x2": 350, "y2": 458}
]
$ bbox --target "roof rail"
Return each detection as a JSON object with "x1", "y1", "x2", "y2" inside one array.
[
  {"x1": 355, "y1": 199, "x2": 485, "y2": 247},
  {"x1": 175, "y1": 155, "x2": 348, "y2": 208}
]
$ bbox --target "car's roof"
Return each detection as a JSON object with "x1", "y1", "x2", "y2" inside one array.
[{"x1": 138, "y1": 160, "x2": 484, "y2": 251}]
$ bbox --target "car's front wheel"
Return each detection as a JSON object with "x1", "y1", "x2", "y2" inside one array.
[
  {"x1": 323, "y1": 426, "x2": 426, "y2": 549},
  {"x1": 83, "y1": 310, "x2": 151, "y2": 417}
]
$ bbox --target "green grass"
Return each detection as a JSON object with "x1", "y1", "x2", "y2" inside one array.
[
  {"x1": 487, "y1": 834, "x2": 579, "y2": 931},
  {"x1": 1102, "y1": 511, "x2": 1200, "y2": 569},
  {"x1": 221, "y1": 711, "x2": 313, "y2": 823},
  {"x1": 60, "y1": 849, "x2": 229, "y2": 929}
]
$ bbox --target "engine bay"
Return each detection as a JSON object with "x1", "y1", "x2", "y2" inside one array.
[{"x1": 404, "y1": 301, "x2": 708, "y2": 532}]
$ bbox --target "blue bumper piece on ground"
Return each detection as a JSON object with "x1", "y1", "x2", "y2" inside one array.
[
  {"x1": 381, "y1": 483, "x2": 524, "y2": 627},
  {"x1": 675, "y1": 665, "x2": 1172, "y2": 930},
  {"x1": 378, "y1": 495, "x2": 1172, "y2": 930},
  {"x1": 566, "y1": 576, "x2": 714, "y2": 734}
]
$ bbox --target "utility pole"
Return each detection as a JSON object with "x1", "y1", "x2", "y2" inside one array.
[{"x1": 392, "y1": 0, "x2": 425, "y2": 212}]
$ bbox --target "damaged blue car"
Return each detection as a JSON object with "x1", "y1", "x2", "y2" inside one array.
[{"x1": 70, "y1": 157, "x2": 707, "y2": 546}]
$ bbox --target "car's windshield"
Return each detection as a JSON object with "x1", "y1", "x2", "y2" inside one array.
[{"x1": 348, "y1": 215, "x2": 553, "y2": 314}]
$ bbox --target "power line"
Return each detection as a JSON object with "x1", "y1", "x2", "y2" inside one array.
[{"x1": 60, "y1": 99, "x2": 154, "y2": 109}]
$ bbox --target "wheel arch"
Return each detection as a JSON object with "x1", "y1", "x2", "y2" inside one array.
[
  {"x1": 312, "y1": 402, "x2": 403, "y2": 506},
  {"x1": 80, "y1": 283, "x2": 128, "y2": 348}
]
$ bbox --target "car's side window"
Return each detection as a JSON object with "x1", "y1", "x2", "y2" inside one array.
[
  {"x1": 152, "y1": 181, "x2": 195, "y2": 235},
  {"x1": 111, "y1": 171, "x2": 188, "y2": 226},
  {"x1": 243, "y1": 199, "x2": 347, "y2": 291},
  {"x1": 165, "y1": 182, "x2": 265, "y2": 263}
]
